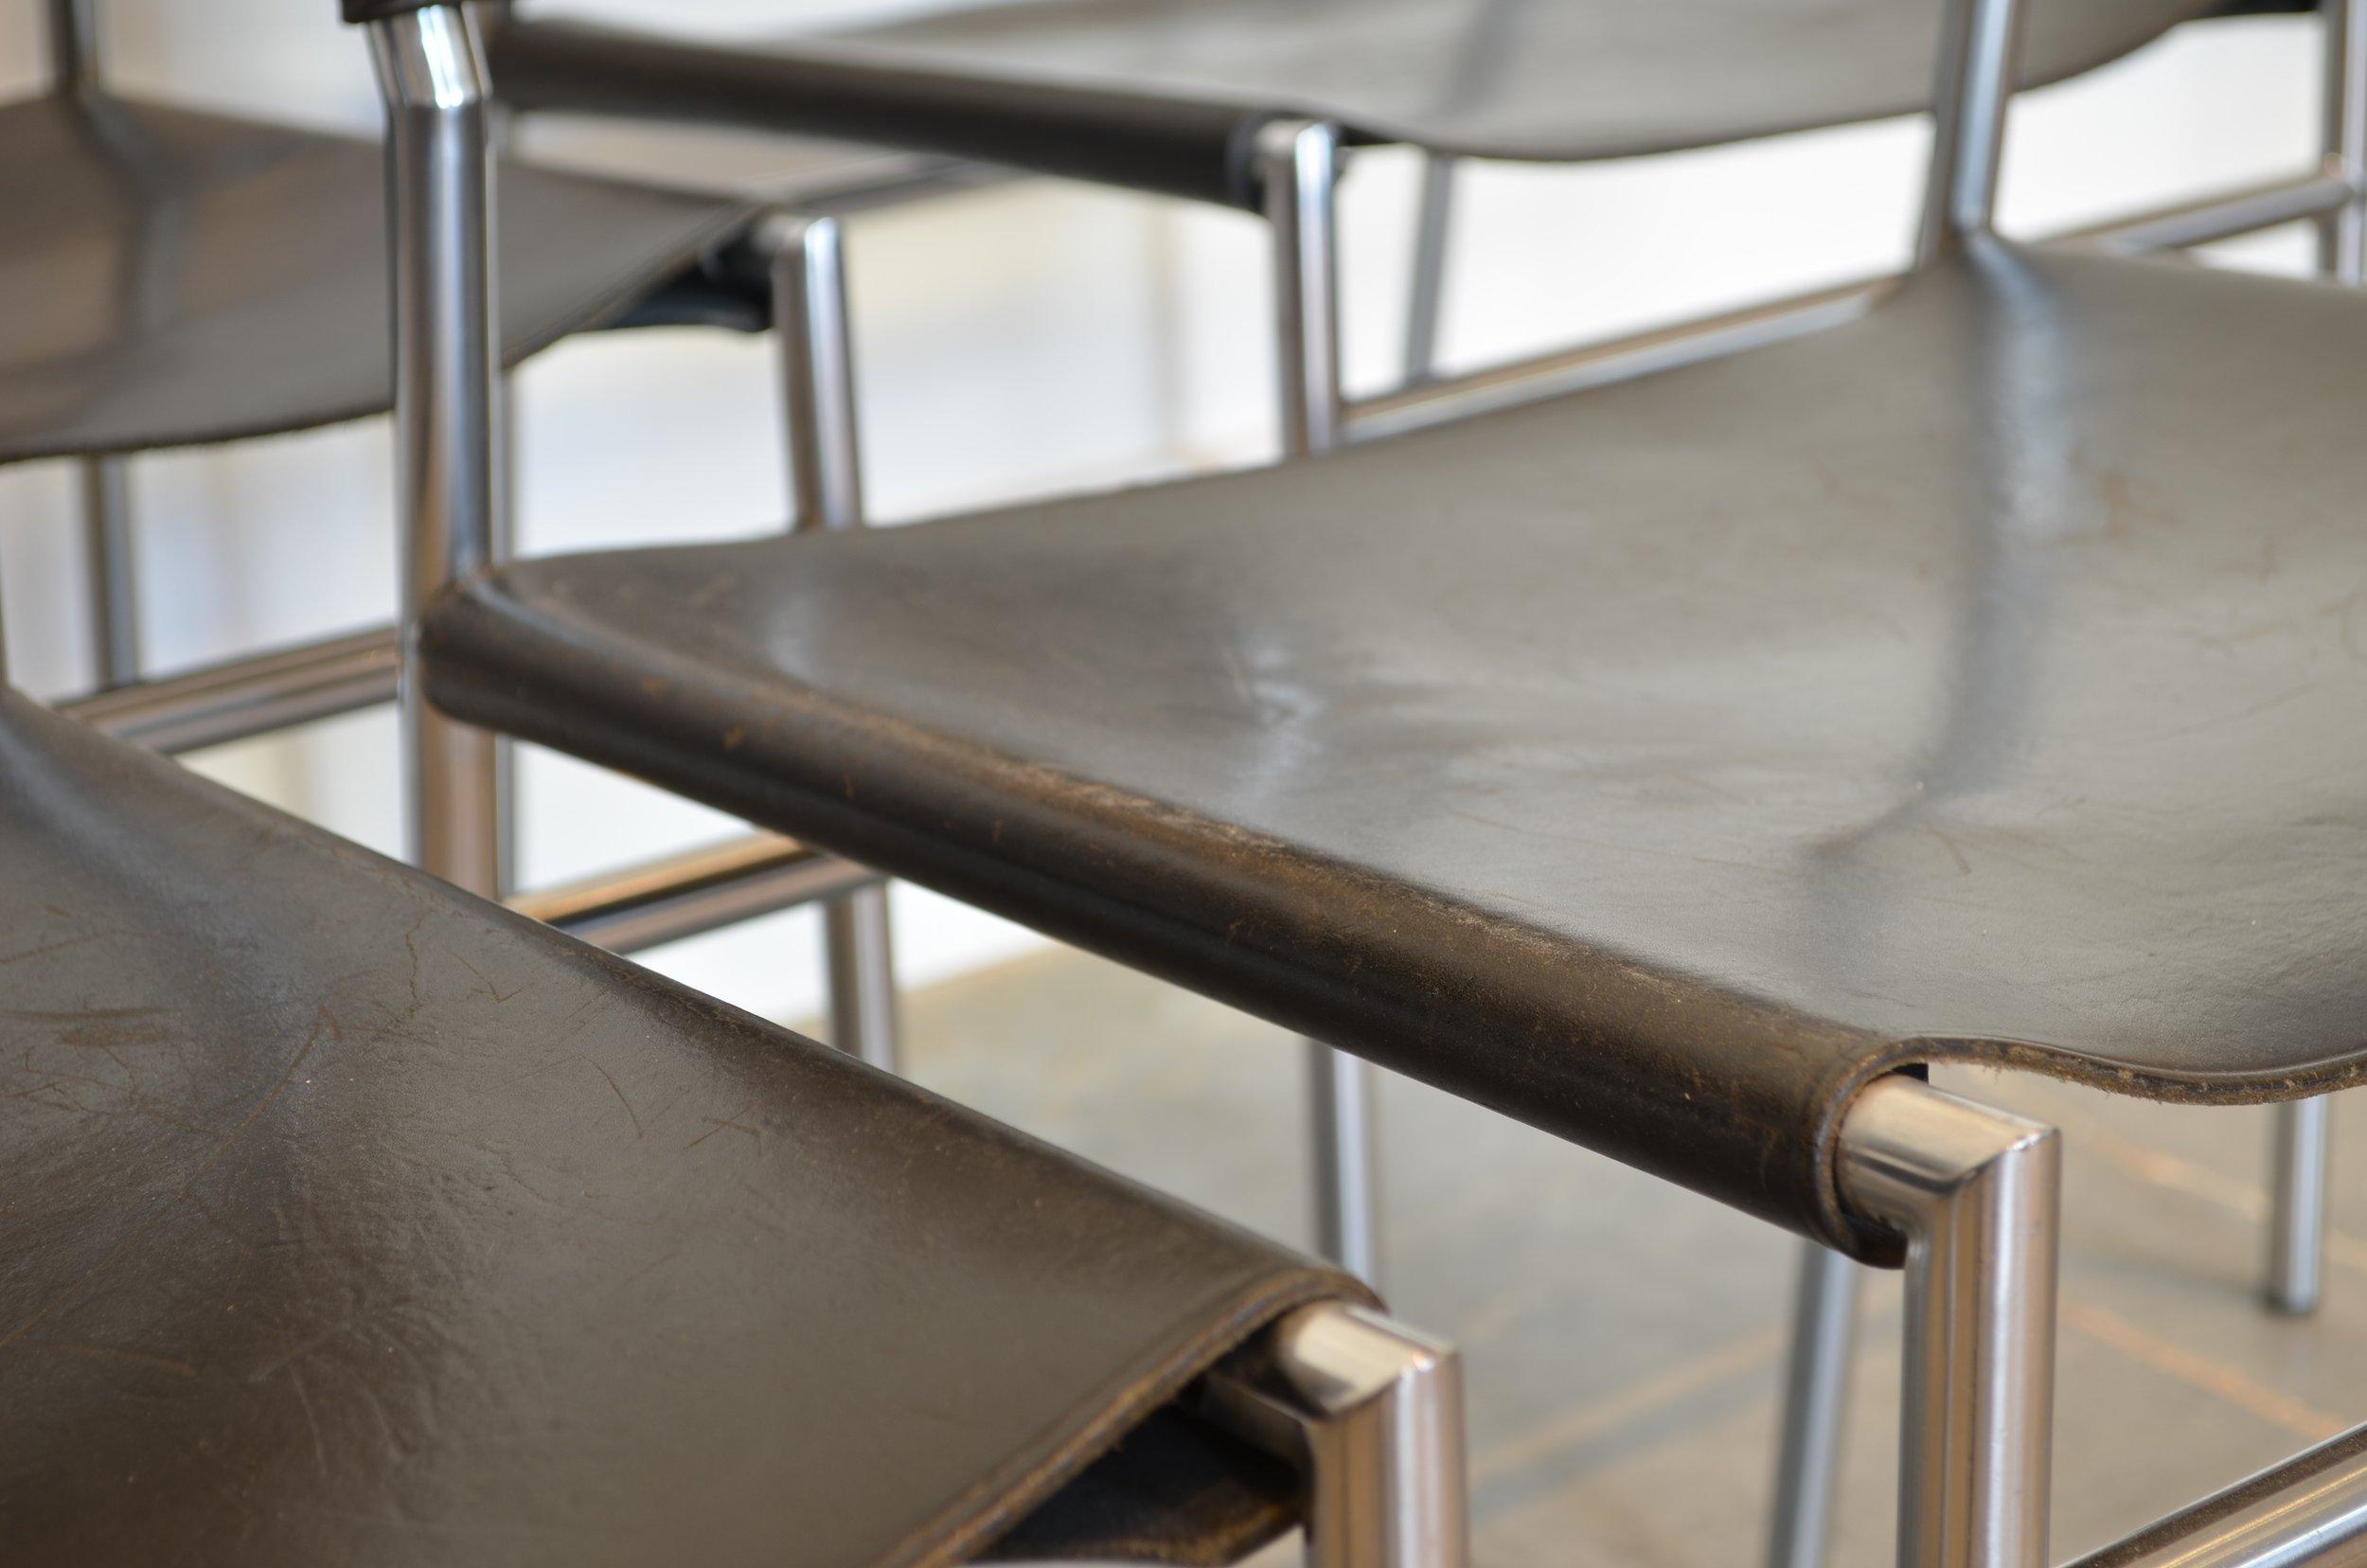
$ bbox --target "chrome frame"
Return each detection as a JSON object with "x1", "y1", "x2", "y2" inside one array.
[
  {"x1": 44, "y1": 0, "x2": 142, "y2": 694},
  {"x1": 79, "y1": 458, "x2": 138, "y2": 688},
  {"x1": 767, "y1": 210, "x2": 902, "y2": 1074},
  {"x1": 369, "y1": 5, "x2": 503, "y2": 899},
  {"x1": 1768, "y1": 1241, "x2": 1863, "y2": 1568},
  {"x1": 1260, "y1": 117, "x2": 1383, "y2": 1285},
  {"x1": 1843, "y1": 1080, "x2": 2060, "y2": 1568},
  {"x1": 1401, "y1": 153, "x2": 1458, "y2": 387},
  {"x1": 1200, "y1": 1302, "x2": 1468, "y2": 1568}
]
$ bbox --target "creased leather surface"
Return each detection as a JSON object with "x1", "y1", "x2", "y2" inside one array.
[
  {"x1": 491, "y1": 0, "x2": 2289, "y2": 209},
  {"x1": 0, "y1": 691, "x2": 1359, "y2": 1564},
  {"x1": 0, "y1": 92, "x2": 751, "y2": 464},
  {"x1": 427, "y1": 241, "x2": 2367, "y2": 1257}
]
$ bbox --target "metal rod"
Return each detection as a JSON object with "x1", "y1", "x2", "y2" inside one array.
[
  {"x1": 1839, "y1": 1078, "x2": 2058, "y2": 1568},
  {"x1": 369, "y1": 5, "x2": 503, "y2": 899},
  {"x1": 1199, "y1": 1303, "x2": 1468, "y2": 1568},
  {"x1": 2062, "y1": 1422, "x2": 2367, "y2": 1568},
  {"x1": 2323, "y1": 0, "x2": 2367, "y2": 283},
  {"x1": 2269, "y1": 1098, "x2": 2335, "y2": 1315},
  {"x1": 1919, "y1": 0, "x2": 2028, "y2": 261},
  {"x1": 2078, "y1": 171, "x2": 2358, "y2": 258},
  {"x1": 1258, "y1": 116, "x2": 1379, "y2": 1285},
  {"x1": 1343, "y1": 169, "x2": 2351, "y2": 447},
  {"x1": 1769, "y1": 1240, "x2": 1865, "y2": 1568},
  {"x1": 1308, "y1": 1040, "x2": 1384, "y2": 1285},
  {"x1": 823, "y1": 887, "x2": 899, "y2": 1072},
  {"x1": 77, "y1": 456, "x2": 139, "y2": 688},
  {"x1": 59, "y1": 626, "x2": 399, "y2": 753},
  {"x1": 45, "y1": 0, "x2": 99, "y2": 93},
  {"x1": 1262, "y1": 119, "x2": 1346, "y2": 460},
  {"x1": 507, "y1": 831, "x2": 882, "y2": 955},
  {"x1": 1400, "y1": 153, "x2": 1458, "y2": 388},
  {"x1": 769, "y1": 210, "x2": 904, "y2": 1073}
]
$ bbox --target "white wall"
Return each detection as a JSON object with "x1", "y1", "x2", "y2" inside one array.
[{"x1": 0, "y1": 2, "x2": 2323, "y2": 1025}]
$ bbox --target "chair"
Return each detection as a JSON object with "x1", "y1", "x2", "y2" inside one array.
[
  {"x1": 2, "y1": 0, "x2": 911, "y2": 1074},
  {"x1": 412, "y1": 0, "x2": 2367, "y2": 1559},
  {"x1": 483, "y1": 0, "x2": 2348, "y2": 1304},
  {"x1": 0, "y1": 677, "x2": 1462, "y2": 1565}
]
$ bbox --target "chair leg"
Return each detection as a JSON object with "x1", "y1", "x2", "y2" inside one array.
[
  {"x1": 767, "y1": 210, "x2": 907, "y2": 1075},
  {"x1": 79, "y1": 455, "x2": 139, "y2": 689},
  {"x1": 1839, "y1": 1078, "x2": 2058, "y2": 1568},
  {"x1": 372, "y1": 7, "x2": 503, "y2": 900},
  {"x1": 2268, "y1": 1098, "x2": 2334, "y2": 1315},
  {"x1": 822, "y1": 883, "x2": 899, "y2": 1074},
  {"x1": 1768, "y1": 1238, "x2": 1862, "y2": 1568},
  {"x1": 1400, "y1": 153, "x2": 1456, "y2": 390},
  {"x1": 1308, "y1": 1040, "x2": 1383, "y2": 1284},
  {"x1": 1201, "y1": 1302, "x2": 1468, "y2": 1568}
]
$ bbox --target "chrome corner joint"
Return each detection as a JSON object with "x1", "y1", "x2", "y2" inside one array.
[
  {"x1": 1839, "y1": 1078, "x2": 2059, "y2": 1568},
  {"x1": 1202, "y1": 1303, "x2": 1468, "y2": 1568},
  {"x1": 368, "y1": 4, "x2": 505, "y2": 898}
]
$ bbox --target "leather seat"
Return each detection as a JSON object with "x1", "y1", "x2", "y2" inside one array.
[
  {"x1": 423, "y1": 239, "x2": 2367, "y2": 1259},
  {"x1": 0, "y1": 688, "x2": 1360, "y2": 1564},
  {"x1": 488, "y1": 0, "x2": 2308, "y2": 208},
  {"x1": 0, "y1": 91, "x2": 756, "y2": 463}
]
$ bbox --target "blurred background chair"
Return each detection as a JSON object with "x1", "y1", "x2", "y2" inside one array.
[{"x1": 1, "y1": 0, "x2": 919, "y2": 1073}]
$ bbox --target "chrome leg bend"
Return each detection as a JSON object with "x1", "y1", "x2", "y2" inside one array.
[
  {"x1": 1201, "y1": 1302, "x2": 1468, "y2": 1568},
  {"x1": 369, "y1": 7, "x2": 503, "y2": 899},
  {"x1": 1840, "y1": 1078, "x2": 2059, "y2": 1568},
  {"x1": 769, "y1": 210, "x2": 903, "y2": 1074}
]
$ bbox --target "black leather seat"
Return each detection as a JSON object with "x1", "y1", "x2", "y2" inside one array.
[
  {"x1": 489, "y1": 0, "x2": 2308, "y2": 209},
  {"x1": 423, "y1": 239, "x2": 2367, "y2": 1259},
  {"x1": 0, "y1": 89, "x2": 754, "y2": 463},
  {"x1": 0, "y1": 687, "x2": 1361, "y2": 1564}
]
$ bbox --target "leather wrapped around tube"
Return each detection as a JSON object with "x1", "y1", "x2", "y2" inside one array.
[{"x1": 487, "y1": 17, "x2": 1274, "y2": 210}]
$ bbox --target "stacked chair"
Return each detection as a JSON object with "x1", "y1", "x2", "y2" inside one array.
[
  {"x1": 0, "y1": 5, "x2": 1475, "y2": 1564},
  {"x1": 2, "y1": 0, "x2": 907, "y2": 1075},
  {"x1": 483, "y1": 0, "x2": 2350, "y2": 1321},
  {"x1": 386, "y1": 0, "x2": 2367, "y2": 1563}
]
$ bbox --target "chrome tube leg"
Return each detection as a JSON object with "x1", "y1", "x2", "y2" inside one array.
[
  {"x1": 1400, "y1": 153, "x2": 1456, "y2": 388},
  {"x1": 1201, "y1": 1303, "x2": 1468, "y2": 1568},
  {"x1": 369, "y1": 7, "x2": 502, "y2": 898},
  {"x1": 769, "y1": 211, "x2": 903, "y2": 1072},
  {"x1": 78, "y1": 456, "x2": 138, "y2": 688},
  {"x1": 1840, "y1": 1078, "x2": 2058, "y2": 1568},
  {"x1": 2323, "y1": 0, "x2": 2367, "y2": 284},
  {"x1": 1261, "y1": 119, "x2": 1380, "y2": 1281},
  {"x1": 1308, "y1": 1040, "x2": 1383, "y2": 1284},
  {"x1": 1262, "y1": 118, "x2": 1345, "y2": 459},
  {"x1": 2269, "y1": 1098, "x2": 2335, "y2": 1315},
  {"x1": 1769, "y1": 1239, "x2": 1864, "y2": 1568}
]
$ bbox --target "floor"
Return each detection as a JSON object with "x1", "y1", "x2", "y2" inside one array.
[{"x1": 853, "y1": 940, "x2": 2367, "y2": 1567}]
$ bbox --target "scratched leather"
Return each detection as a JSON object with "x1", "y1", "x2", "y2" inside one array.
[
  {"x1": 489, "y1": 0, "x2": 2297, "y2": 208},
  {"x1": 427, "y1": 241, "x2": 2367, "y2": 1257},
  {"x1": 0, "y1": 691, "x2": 1357, "y2": 1564},
  {"x1": 0, "y1": 92, "x2": 748, "y2": 464}
]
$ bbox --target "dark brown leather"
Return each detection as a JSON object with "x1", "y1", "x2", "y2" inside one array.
[
  {"x1": 489, "y1": 0, "x2": 2290, "y2": 211},
  {"x1": 0, "y1": 689, "x2": 1361, "y2": 1564},
  {"x1": 426, "y1": 240, "x2": 2367, "y2": 1261},
  {"x1": 0, "y1": 91, "x2": 750, "y2": 464}
]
